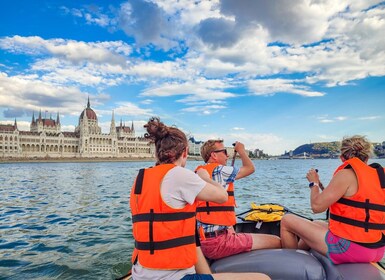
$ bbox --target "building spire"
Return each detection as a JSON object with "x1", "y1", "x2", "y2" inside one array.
[
  {"x1": 32, "y1": 112, "x2": 35, "y2": 123},
  {"x1": 56, "y1": 112, "x2": 60, "y2": 124},
  {"x1": 110, "y1": 110, "x2": 116, "y2": 135},
  {"x1": 131, "y1": 120, "x2": 134, "y2": 131},
  {"x1": 87, "y1": 96, "x2": 90, "y2": 108},
  {"x1": 14, "y1": 118, "x2": 17, "y2": 129},
  {"x1": 38, "y1": 109, "x2": 42, "y2": 120}
]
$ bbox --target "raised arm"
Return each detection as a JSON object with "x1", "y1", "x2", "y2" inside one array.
[
  {"x1": 307, "y1": 168, "x2": 356, "y2": 213},
  {"x1": 234, "y1": 141, "x2": 255, "y2": 179}
]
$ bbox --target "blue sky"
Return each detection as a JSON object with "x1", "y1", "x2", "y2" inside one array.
[{"x1": 0, "y1": 0, "x2": 384, "y2": 155}]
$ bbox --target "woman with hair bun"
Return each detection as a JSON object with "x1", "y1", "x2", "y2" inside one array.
[
  {"x1": 280, "y1": 135, "x2": 385, "y2": 264},
  {"x1": 130, "y1": 117, "x2": 270, "y2": 280}
]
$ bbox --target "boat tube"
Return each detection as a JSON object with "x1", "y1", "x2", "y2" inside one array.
[
  {"x1": 118, "y1": 205, "x2": 385, "y2": 280},
  {"x1": 210, "y1": 220, "x2": 385, "y2": 280}
]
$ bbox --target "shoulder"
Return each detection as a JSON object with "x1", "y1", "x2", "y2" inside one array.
[
  {"x1": 333, "y1": 168, "x2": 356, "y2": 183},
  {"x1": 165, "y1": 166, "x2": 202, "y2": 182},
  {"x1": 168, "y1": 166, "x2": 195, "y2": 176}
]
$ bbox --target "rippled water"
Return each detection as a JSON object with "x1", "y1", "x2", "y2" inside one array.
[{"x1": 1, "y1": 158, "x2": 384, "y2": 279}]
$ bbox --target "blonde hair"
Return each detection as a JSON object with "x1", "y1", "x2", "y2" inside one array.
[
  {"x1": 200, "y1": 139, "x2": 223, "y2": 163},
  {"x1": 340, "y1": 135, "x2": 373, "y2": 162},
  {"x1": 144, "y1": 117, "x2": 187, "y2": 165}
]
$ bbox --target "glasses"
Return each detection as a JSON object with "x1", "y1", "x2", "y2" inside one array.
[{"x1": 212, "y1": 149, "x2": 228, "y2": 156}]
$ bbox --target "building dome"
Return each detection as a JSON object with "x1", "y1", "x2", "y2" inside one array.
[
  {"x1": 79, "y1": 98, "x2": 97, "y2": 121},
  {"x1": 80, "y1": 107, "x2": 97, "y2": 120}
]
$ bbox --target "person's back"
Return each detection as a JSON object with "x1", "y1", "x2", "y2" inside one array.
[
  {"x1": 196, "y1": 139, "x2": 281, "y2": 260},
  {"x1": 280, "y1": 135, "x2": 385, "y2": 264},
  {"x1": 130, "y1": 117, "x2": 271, "y2": 280}
]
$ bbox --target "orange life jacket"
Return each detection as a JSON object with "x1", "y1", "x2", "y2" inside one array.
[
  {"x1": 195, "y1": 163, "x2": 236, "y2": 226},
  {"x1": 329, "y1": 157, "x2": 385, "y2": 243},
  {"x1": 130, "y1": 164, "x2": 197, "y2": 269}
]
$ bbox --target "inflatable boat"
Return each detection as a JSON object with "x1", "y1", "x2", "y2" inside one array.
[
  {"x1": 118, "y1": 204, "x2": 385, "y2": 280},
  {"x1": 210, "y1": 220, "x2": 385, "y2": 280}
]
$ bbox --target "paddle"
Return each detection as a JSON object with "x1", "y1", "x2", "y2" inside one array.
[
  {"x1": 315, "y1": 169, "x2": 324, "y2": 190},
  {"x1": 315, "y1": 168, "x2": 329, "y2": 220},
  {"x1": 231, "y1": 142, "x2": 237, "y2": 166}
]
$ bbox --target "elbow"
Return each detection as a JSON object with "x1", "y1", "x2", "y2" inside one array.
[
  {"x1": 245, "y1": 165, "x2": 255, "y2": 176},
  {"x1": 310, "y1": 202, "x2": 325, "y2": 214},
  {"x1": 250, "y1": 165, "x2": 256, "y2": 174},
  {"x1": 311, "y1": 205, "x2": 321, "y2": 214},
  {"x1": 217, "y1": 192, "x2": 228, "y2": 204}
]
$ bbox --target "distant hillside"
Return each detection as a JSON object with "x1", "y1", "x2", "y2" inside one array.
[
  {"x1": 291, "y1": 142, "x2": 340, "y2": 157},
  {"x1": 282, "y1": 141, "x2": 385, "y2": 158}
]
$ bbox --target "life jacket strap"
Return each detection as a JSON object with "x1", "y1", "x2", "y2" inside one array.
[
  {"x1": 369, "y1": 163, "x2": 385, "y2": 188},
  {"x1": 135, "y1": 235, "x2": 195, "y2": 251},
  {"x1": 132, "y1": 212, "x2": 195, "y2": 223},
  {"x1": 134, "y1": 168, "x2": 145, "y2": 194},
  {"x1": 227, "y1": 191, "x2": 234, "y2": 196},
  {"x1": 337, "y1": 197, "x2": 385, "y2": 212},
  {"x1": 329, "y1": 213, "x2": 385, "y2": 230},
  {"x1": 196, "y1": 206, "x2": 235, "y2": 213},
  {"x1": 149, "y1": 209, "x2": 154, "y2": 254}
]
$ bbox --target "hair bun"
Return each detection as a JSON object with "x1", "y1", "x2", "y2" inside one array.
[{"x1": 352, "y1": 143, "x2": 363, "y2": 152}]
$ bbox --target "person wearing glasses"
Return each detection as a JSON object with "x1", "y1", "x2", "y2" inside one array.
[
  {"x1": 195, "y1": 140, "x2": 281, "y2": 260},
  {"x1": 280, "y1": 135, "x2": 385, "y2": 264},
  {"x1": 130, "y1": 118, "x2": 271, "y2": 280}
]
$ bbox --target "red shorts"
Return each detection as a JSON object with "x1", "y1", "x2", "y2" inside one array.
[
  {"x1": 200, "y1": 228, "x2": 253, "y2": 260},
  {"x1": 326, "y1": 231, "x2": 385, "y2": 264}
]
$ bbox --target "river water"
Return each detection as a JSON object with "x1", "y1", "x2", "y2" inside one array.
[{"x1": 1, "y1": 158, "x2": 384, "y2": 279}]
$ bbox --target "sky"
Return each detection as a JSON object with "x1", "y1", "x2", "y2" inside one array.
[{"x1": 0, "y1": 0, "x2": 384, "y2": 155}]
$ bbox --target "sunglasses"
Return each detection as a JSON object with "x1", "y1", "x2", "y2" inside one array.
[{"x1": 212, "y1": 149, "x2": 228, "y2": 156}]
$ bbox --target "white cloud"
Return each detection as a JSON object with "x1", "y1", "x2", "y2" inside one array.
[
  {"x1": 0, "y1": 36, "x2": 131, "y2": 65},
  {"x1": 113, "y1": 102, "x2": 154, "y2": 117},
  {"x1": 181, "y1": 104, "x2": 226, "y2": 115},
  {"x1": 141, "y1": 78, "x2": 237, "y2": 103},
  {"x1": 357, "y1": 116, "x2": 382, "y2": 120},
  {"x1": 320, "y1": 119, "x2": 335, "y2": 123},
  {"x1": 317, "y1": 134, "x2": 339, "y2": 141},
  {"x1": 248, "y1": 79, "x2": 325, "y2": 97},
  {"x1": 318, "y1": 115, "x2": 348, "y2": 123},
  {"x1": 0, "y1": 72, "x2": 87, "y2": 116}
]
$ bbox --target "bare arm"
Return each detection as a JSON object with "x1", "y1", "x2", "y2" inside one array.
[
  {"x1": 196, "y1": 168, "x2": 228, "y2": 203},
  {"x1": 195, "y1": 247, "x2": 212, "y2": 274},
  {"x1": 307, "y1": 169, "x2": 356, "y2": 213},
  {"x1": 234, "y1": 141, "x2": 255, "y2": 179}
]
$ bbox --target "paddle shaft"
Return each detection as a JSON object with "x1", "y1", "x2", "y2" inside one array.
[
  {"x1": 231, "y1": 142, "x2": 237, "y2": 166},
  {"x1": 315, "y1": 169, "x2": 325, "y2": 190},
  {"x1": 231, "y1": 151, "x2": 237, "y2": 166}
]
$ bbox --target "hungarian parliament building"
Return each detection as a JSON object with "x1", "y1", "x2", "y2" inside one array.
[{"x1": 0, "y1": 99, "x2": 155, "y2": 159}]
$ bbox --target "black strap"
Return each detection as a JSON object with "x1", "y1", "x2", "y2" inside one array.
[
  {"x1": 196, "y1": 206, "x2": 235, "y2": 213},
  {"x1": 132, "y1": 212, "x2": 195, "y2": 223},
  {"x1": 370, "y1": 163, "x2": 385, "y2": 188},
  {"x1": 149, "y1": 209, "x2": 154, "y2": 254},
  {"x1": 330, "y1": 213, "x2": 385, "y2": 230},
  {"x1": 134, "y1": 169, "x2": 145, "y2": 195},
  {"x1": 227, "y1": 191, "x2": 234, "y2": 196},
  {"x1": 337, "y1": 197, "x2": 385, "y2": 212},
  {"x1": 205, "y1": 201, "x2": 210, "y2": 215},
  {"x1": 364, "y1": 199, "x2": 370, "y2": 232},
  {"x1": 135, "y1": 235, "x2": 195, "y2": 251}
]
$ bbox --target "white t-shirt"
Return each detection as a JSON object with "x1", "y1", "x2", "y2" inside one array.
[{"x1": 132, "y1": 166, "x2": 206, "y2": 280}]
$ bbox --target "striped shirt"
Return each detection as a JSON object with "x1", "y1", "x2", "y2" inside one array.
[{"x1": 197, "y1": 165, "x2": 239, "y2": 233}]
